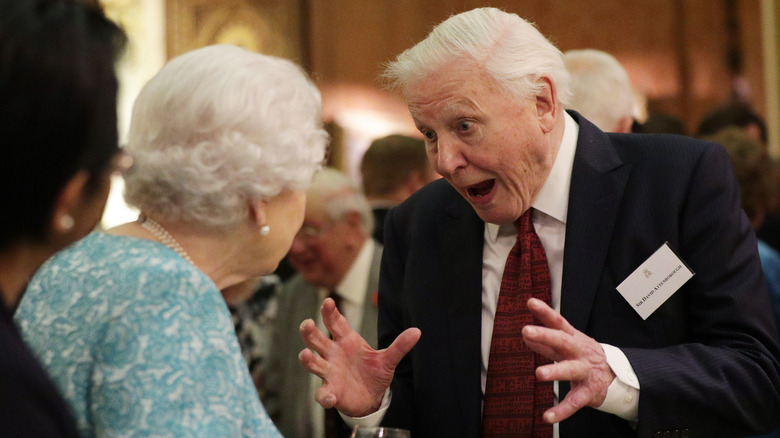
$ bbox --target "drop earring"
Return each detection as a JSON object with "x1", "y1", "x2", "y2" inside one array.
[{"x1": 260, "y1": 225, "x2": 271, "y2": 236}]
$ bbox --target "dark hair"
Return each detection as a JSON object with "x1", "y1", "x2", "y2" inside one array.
[
  {"x1": 0, "y1": 0, "x2": 126, "y2": 248},
  {"x1": 639, "y1": 113, "x2": 688, "y2": 136},
  {"x1": 360, "y1": 134, "x2": 429, "y2": 197},
  {"x1": 705, "y1": 127, "x2": 774, "y2": 222},
  {"x1": 697, "y1": 101, "x2": 768, "y2": 144}
]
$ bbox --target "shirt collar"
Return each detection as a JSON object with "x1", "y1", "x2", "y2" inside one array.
[
  {"x1": 486, "y1": 111, "x2": 579, "y2": 241},
  {"x1": 324, "y1": 239, "x2": 375, "y2": 306}
]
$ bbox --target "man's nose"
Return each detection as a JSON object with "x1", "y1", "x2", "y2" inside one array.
[{"x1": 436, "y1": 135, "x2": 467, "y2": 175}]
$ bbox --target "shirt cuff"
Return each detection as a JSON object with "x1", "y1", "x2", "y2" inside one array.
[
  {"x1": 339, "y1": 388, "x2": 392, "y2": 428},
  {"x1": 596, "y1": 343, "x2": 640, "y2": 422}
]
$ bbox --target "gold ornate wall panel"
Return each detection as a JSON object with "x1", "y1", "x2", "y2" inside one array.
[{"x1": 166, "y1": 0, "x2": 306, "y2": 62}]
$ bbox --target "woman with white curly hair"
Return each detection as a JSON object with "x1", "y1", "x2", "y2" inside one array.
[{"x1": 15, "y1": 44, "x2": 328, "y2": 437}]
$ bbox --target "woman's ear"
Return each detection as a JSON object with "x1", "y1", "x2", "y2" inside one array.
[
  {"x1": 536, "y1": 76, "x2": 558, "y2": 133},
  {"x1": 249, "y1": 199, "x2": 269, "y2": 229},
  {"x1": 50, "y1": 170, "x2": 90, "y2": 235}
]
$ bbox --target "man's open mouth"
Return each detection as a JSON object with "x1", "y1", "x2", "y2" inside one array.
[{"x1": 466, "y1": 180, "x2": 495, "y2": 198}]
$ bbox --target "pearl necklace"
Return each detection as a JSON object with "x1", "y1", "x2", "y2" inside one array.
[{"x1": 138, "y1": 214, "x2": 194, "y2": 265}]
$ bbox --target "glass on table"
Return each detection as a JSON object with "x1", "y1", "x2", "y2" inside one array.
[{"x1": 350, "y1": 426, "x2": 411, "y2": 438}]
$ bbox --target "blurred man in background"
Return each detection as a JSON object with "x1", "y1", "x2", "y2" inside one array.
[
  {"x1": 564, "y1": 49, "x2": 636, "y2": 133},
  {"x1": 360, "y1": 134, "x2": 438, "y2": 244},
  {"x1": 263, "y1": 168, "x2": 380, "y2": 438}
]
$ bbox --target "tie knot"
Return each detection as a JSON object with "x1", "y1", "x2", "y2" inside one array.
[{"x1": 514, "y1": 209, "x2": 533, "y2": 235}]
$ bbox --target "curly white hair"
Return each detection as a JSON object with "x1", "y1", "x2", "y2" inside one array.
[
  {"x1": 124, "y1": 45, "x2": 328, "y2": 229},
  {"x1": 383, "y1": 7, "x2": 571, "y2": 106}
]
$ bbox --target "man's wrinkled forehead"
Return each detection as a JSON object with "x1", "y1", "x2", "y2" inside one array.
[
  {"x1": 402, "y1": 57, "x2": 485, "y2": 91},
  {"x1": 405, "y1": 66, "x2": 491, "y2": 117}
]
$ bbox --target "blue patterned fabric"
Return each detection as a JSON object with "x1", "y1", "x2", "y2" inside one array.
[
  {"x1": 15, "y1": 232, "x2": 282, "y2": 437},
  {"x1": 758, "y1": 239, "x2": 780, "y2": 342},
  {"x1": 751, "y1": 239, "x2": 780, "y2": 438}
]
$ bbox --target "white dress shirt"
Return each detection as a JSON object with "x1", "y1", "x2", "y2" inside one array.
[
  {"x1": 483, "y1": 113, "x2": 639, "y2": 437},
  {"x1": 345, "y1": 114, "x2": 639, "y2": 434}
]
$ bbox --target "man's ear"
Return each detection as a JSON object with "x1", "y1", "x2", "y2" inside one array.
[
  {"x1": 50, "y1": 170, "x2": 90, "y2": 234},
  {"x1": 615, "y1": 117, "x2": 634, "y2": 134},
  {"x1": 343, "y1": 211, "x2": 367, "y2": 246},
  {"x1": 536, "y1": 76, "x2": 558, "y2": 133},
  {"x1": 343, "y1": 210, "x2": 363, "y2": 228}
]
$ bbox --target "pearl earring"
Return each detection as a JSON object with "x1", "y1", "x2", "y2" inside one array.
[
  {"x1": 260, "y1": 225, "x2": 271, "y2": 236},
  {"x1": 59, "y1": 215, "x2": 74, "y2": 231}
]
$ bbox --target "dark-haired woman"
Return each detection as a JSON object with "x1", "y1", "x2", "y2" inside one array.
[{"x1": 0, "y1": 0, "x2": 126, "y2": 435}]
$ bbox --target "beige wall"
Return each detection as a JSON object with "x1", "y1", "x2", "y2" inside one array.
[
  {"x1": 763, "y1": 0, "x2": 780, "y2": 155},
  {"x1": 308, "y1": 0, "x2": 767, "y2": 138},
  {"x1": 105, "y1": 0, "x2": 770, "y2": 142},
  {"x1": 100, "y1": 0, "x2": 777, "y2": 226}
]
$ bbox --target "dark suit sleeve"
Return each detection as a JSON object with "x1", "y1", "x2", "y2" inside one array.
[
  {"x1": 0, "y1": 369, "x2": 78, "y2": 438},
  {"x1": 377, "y1": 207, "x2": 415, "y2": 430},
  {"x1": 623, "y1": 144, "x2": 780, "y2": 437},
  {"x1": 0, "y1": 314, "x2": 80, "y2": 438}
]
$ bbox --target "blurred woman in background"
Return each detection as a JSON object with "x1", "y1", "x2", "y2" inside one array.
[
  {"x1": 0, "y1": 0, "x2": 126, "y2": 435},
  {"x1": 704, "y1": 127, "x2": 780, "y2": 438},
  {"x1": 15, "y1": 44, "x2": 328, "y2": 436}
]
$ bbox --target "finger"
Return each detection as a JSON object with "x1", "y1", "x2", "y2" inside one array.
[
  {"x1": 523, "y1": 336, "x2": 563, "y2": 362},
  {"x1": 321, "y1": 298, "x2": 355, "y2": 339},
  {"x1": 535, "y1": 359, "x2": 589, "y2": 382},
  {"x1": 382, "y1": 327, "x2": 422, "y2": 366},
  {"x1": 298, "y1": 348, "x2": 329, "y2": 378},
  {"x1": 522, "y1": 325, "x2": 576, "y2": 359},
  {"x1": 315, "y1": 386, "x2": 338, "y2": 409},
  {"x1": 300, "y1": 318, "x2": 331, "y2": 354},
  {"x1": 527, "y1": 298, "x2": 577, "y2": 335},
  {"x1": 543, "y1": 384, "x2": 593, "y2": 424}
]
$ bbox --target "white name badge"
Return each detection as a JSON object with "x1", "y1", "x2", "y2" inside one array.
[{"x1": 616, "y1": 242, "x2": 695, "y2": 320}]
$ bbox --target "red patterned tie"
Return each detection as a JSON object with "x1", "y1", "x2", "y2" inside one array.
[{"x1": 482, "y1": 209, "x2": 553, "y2": 437}]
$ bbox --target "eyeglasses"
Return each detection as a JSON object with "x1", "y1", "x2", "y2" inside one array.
[{"x1": 295, "y1": 222, "x2": 333, "y2": 241}]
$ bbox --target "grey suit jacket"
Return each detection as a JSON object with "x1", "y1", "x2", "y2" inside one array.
[{"x1": 261, "y1": 241, "x2": 382, "y2": 438}]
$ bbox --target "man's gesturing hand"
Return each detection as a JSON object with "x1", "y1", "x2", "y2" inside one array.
[
  {"x1": 522, "y1": 297, "x2": 616, "y2": 424},
  {"x1": 298, "y1": 297, "x2": 421, "y2": 417}
]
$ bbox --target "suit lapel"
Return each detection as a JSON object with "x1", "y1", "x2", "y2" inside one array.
[
  {"x1": 560, "y1": 113, "x2": 630, "y2": 332},
  {"x1": 437, "y1": 197, "x2": 485, "y2": 433}
]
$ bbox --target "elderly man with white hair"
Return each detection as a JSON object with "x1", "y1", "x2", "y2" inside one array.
[
  {"x1": 263, "y1": 167, "x2": 380, "y2": 438},
  {"x1": 564, "y1": 49, "x2": 637, "y2": 133},
  {"x1": 298, "y1": 7, "x2": 780, "y2": 438}
]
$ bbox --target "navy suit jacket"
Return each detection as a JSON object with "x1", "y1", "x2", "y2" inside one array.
[
  {"x1": 0, "y1": 299, "x2": 79, "y2": 437},
  {"x1": 378, "y1": 112, "x2": 780, "y2": 437}
]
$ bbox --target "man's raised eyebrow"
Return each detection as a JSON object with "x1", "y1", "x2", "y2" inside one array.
[{"x1": 444, "y1": 98, "x2": 480, "y2": 115}]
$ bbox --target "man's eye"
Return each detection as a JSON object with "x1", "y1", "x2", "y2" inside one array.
[
  {"x1": 423, "y1": 130, "x2": 436, "y2": 141},
  {"x1": 458, "y1": 120, "x2": 473, "y2": 131}
]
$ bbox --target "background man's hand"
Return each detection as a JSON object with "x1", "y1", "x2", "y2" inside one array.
[
  {"x1": 522, "y1": 297, "x2": 616, "y2": 424},
  {"x1": 298, "y1": 297, "x2": 421, "y2": 417}
]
